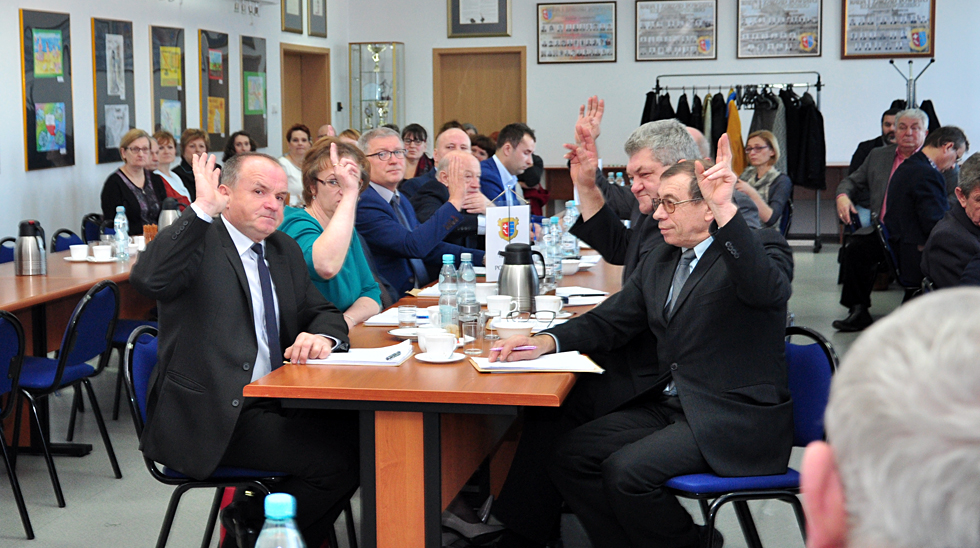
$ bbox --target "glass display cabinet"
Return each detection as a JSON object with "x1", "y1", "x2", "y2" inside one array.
[{"x1": 349, "y1": 42, "x2": 404, "y2": 133}]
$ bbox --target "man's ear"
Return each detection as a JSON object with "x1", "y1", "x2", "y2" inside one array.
[
  {"x1": 218, "y1": 183, "x2": 232, "y2": 200},
  {"x1": 800, "y1": 441, "x2": 849, "y2": 548}
]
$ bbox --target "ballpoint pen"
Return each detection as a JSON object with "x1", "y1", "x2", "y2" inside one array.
[
  {"x1": 385, "y1": 350, "x2": 402, "y2": 360},
  {"x1": 490, "y1": 345, "x2": 537, "y2": 351}
]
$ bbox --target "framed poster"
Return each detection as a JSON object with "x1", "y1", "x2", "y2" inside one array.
[
  {"x1": 635, "y1": 1, "x2": 716, "y2": 61},
  {"x1": 20, "y1": 9, "x2": 75, "y2": 171},
  {"x1": 448, "y1": 0, "x2": 511, "y2": 38},
  {"x1": 737, "y1": 0, "x2": 821, "y2": 58},
  {"x1": 150, "y1": 26, "x2": 186, "y2": 139},
  {"x1": 93, "y1": 18, "x2": 135, "y2": 164},
  {"x1": 537, "y1": 2, "x2": 617, "y2": 64},
  {"x1": 308, "y1": 0, "x2": 327, "y2": 37},
  {"x1": 241, "y1": 36, "x2": 268, "y2": 148},
  {"x1": 282, "y1": 0, "x2": 303, "y2": 33},
  {"x1": 842, "y1": 0, "x2": 934, "y2": 59},
  {"x1": 200, "y1": 30, "x2": 229, "y2": 152}
]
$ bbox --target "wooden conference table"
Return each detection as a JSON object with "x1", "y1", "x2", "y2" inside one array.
[{"x1": 245, "y1": 256, "x2": 623, "y2": 548}]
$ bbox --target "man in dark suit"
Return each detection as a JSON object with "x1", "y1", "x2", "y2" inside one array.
[
  {"x1": 410, "y1": 150, "x2": 490, "y2": 249},
  {"x1": 494, "y1": 138, "x2": 793, "y2": 548},
  {"x1": 884, "y1": 126, "x2": 967, "y2": 284},
  {"x1": 480, "y1": 123, "x2": 536, "y2": 202},
  {"x1": 922, "y1": 154, "x2": 980, "y2": 288},
  {"x1": 131, "y1": 152, "x2": 356, "y2": 547},
  {"x1": 355, "y1": 127, "x2": 484, "y2": 297},
  {"x1": 399, "y1": 127, "x2": 472, "y2": 199},
  {"x1": 847, "y1": 108, "x2": 899, "y2": 175}
]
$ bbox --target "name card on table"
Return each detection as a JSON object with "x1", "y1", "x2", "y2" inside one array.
[{"x1": 485, "y1": 203, "x2": 530, "y2": 282}]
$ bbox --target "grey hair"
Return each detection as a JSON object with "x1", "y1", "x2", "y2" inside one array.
[
  {"x1": 959, "y1": 153, "x2": 980, "y2": 197},
  {"x1": 895, "y1": 108, "x2": 928, "y2": 129},
  {"x1": 623, "y1": 120, "x2": 702, "y2": 165},
  {"x1": 357, "y1": 127, "x2": 401, "y2": 151},
  {"x1": 825, "y1": 288, "x2": 980, "y2": 548},
  {"x1": 220, "y1": 152, "x2": 282, "y2": 188}
]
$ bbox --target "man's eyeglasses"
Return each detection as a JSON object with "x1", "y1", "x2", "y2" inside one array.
[
  {"x1": 316, "y1": 178, "x2": 340, "y2": 188},
  {"x1": 652, "y1": 197, "x2": 703, "y2": 214},
  {"x1": 126, "y1": 146, "x2": 150, "y2": 155},
  {"x1": 403, "y1": 139, "x2": 425, "y2": 145},
  {"x1": 366, "y1": 149, "x2": 407, "y2": 161},
  {"x1": 744, "y1": 146, "x2": 770, "y2": 153}
]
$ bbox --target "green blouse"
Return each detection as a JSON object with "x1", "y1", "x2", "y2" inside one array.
[{"x1": 279, "y1": 206, "x2": 382, "y2": 311}]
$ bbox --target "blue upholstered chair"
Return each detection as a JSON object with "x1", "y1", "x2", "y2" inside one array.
[
  {"x1": 80, "y1": 213, "x2": 103, "y2": 243},
  {"x1": 0, "y1": 238, "x2": 14, "y2": 264},
  {"x1": 779, "y1": 200, "x2": 794, "y2": 236},
  {"x1": 12, "y1": 280, "x2": 122, "y2": 508},
  {"x1": 50, "y1": 228, "x2": 84, "y2": 252},
  {"x1": 664, "y1": 325, "x2": 838, "y2": 548},
  {"x1": 0, "y1": 311, "x2": 34, "y2": 539}
]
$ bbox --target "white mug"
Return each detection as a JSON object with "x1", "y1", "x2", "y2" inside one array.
[
  {"x1": 486, "y1": 295, "x2": 518, "y2": 317},
  {"x1": 69, "y1": 244, "x2": 88, "y2": 260},
  {"x1": 426, "y1": 305, "x2": 441, "y2": 327},
  {"x1": 475, "y1": 282, "x2": 497, "y2": 303},
  {"x1": 92, "y1": 245, "x2": 113, "y2": 260},
  {"x1": 535, "y1": 295, "x2": 563, "y2": 313},
  {"x1": 417, "y1": 327, "x2": 447, "y2": 353},
  {"x1": 425, "y1": 332, "x2": 457, "y2": 359}
]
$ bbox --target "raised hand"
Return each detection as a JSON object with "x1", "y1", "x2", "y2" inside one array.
[
  {"x1": 576, "y1": 95, "x2": 605, "y2": 142},
  {"x1": 696, "y1": 134, "x2": 739, "y2": 226},
  {"x1": 330, "y1": 143, "x2": 361, "y2": 194},
  {"x1": 563, "y1": 123, "x2": 599, "y2": 190},
  {"x1": 462, "y1": 192, "x2": 490, "y2": 215},
  {"x1": 445, "y1": 154, "x2": 466, "y2": 209},
  {"x1": 192, "y1": 153, "x2": 228, "y2": 217}
]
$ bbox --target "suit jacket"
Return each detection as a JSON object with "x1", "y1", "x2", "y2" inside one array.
[
  {"x1": 130, "y1": 210, "x2": 348, "y2": 480},
  {"x1": 595, "y1": 169, "x2": 635, "y2": 221},
  {"x1": 356, "y1": 185, "x2": 485, "y2": 296},
  {"x1": 921, "y1": 200, "x2": 980, "y2": 289},
  {"x1": 884, "y1": 151, "x2": 949, "y2": 284},
  {"x1": 479, "y1": 157, "x2": 507, "y2": 201},
  {"x1": 399, "y1": 167, "x2": 437, "y2": 200},
  {"x1": 837, "y1": 144, "x2": 898, "y2": 216},
  {"x1": 792, "y1": 93, "x2": 826, "y2": 190},
  {"x1": 548, "y1": 213, "x2": 794, "y2": 477},
  {"x1": 410, "y1": 179, "x2": 482, "y2": 249},
  {"x1": 848, "y1": 135, "x2": 886, "y2": 175}
]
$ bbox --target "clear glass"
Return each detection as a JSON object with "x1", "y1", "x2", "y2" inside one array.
[
  {"x1": 397, "y1": 305, "x2": 417, "y2": 329},
  {"x1": 349, "y1": 42, "x2": 405, "y2": 134},
  {"x1": 461, "y1": 318, "x2": 482, "y2": 355}
]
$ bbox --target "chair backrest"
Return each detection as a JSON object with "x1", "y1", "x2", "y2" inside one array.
[
  {"x1": 0, "y1": 238, "x2": 14, "y2": 264},
  {"x1": 81, "y1": 213, "x2": 103, "y2": 243},
  {"x1": 779, "y1": 200, "x2": 794, "y2": 236},
  {"x1": 0, "y1": 311, "x2": 25, "y2": 421},
  {"x1": 871, "y1": 213, "x2": 904, "y2": 283},
  {"x1": 124, "y1": 325, "x2": 158, "y2": 436},
  {"x1": 45, "y1": 280, "x2": 120, "y2": 391},
  {"x1": 785, "y1": 325, "x2": 838, "y2": 447},
  {"x1": 51, "y1": 228, "x2": 84, "y2": 252}
]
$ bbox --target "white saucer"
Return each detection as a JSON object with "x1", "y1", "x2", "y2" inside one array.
[
  {"x1": 64, "y1": 256, "x2": 88, "y2": 262},
  {"x1": 387, "y1": 328, "x2": 418, "y2": 340},
  {"x1": 553, "y1": 311, "x2": 574, "y2": 319},
  {"x1": 86, "y1": 256, "x2": 117, "y2": 263},
  {"x1": 416, "y1": 352, "x2": 465, "y2": 363}
]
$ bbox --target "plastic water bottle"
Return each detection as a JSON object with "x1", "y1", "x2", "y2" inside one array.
[
  {"x1": 561, "y1": 202, "x2": 580, "y2": 258},
  {"x1": 540, "y1": 218, "x2": 556, "y2": 292},
  {"x1": 113, "y1": 206, "x2": 129, "y2": 261},
  {"x1": 255, "y1": 493, "x2": 306, "y2": 548},
  {"x1": 616, "y1": 172, "x2": 626, "y2": 187},
  {"x1": 549, "y1": 216, "x2": 563, "y2": 284},
  {"x1": 457, "y1": 253, "x2": 476, "y2": 305},
  {"x1": 438, "y1": 254, "x2": 459, "y2": 336}
]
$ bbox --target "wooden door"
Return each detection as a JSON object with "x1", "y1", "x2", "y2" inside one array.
[
  {"x1": 280, "y1": 44, "x2": 331, "y2": 151},
  {"x1": 433, "y1": 47, "x2": 526, "y2": 137}
]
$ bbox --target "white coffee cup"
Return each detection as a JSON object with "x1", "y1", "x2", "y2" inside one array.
[
  {"x1": 561, "y1": 258, "x2": 581, "y2": 275},
  {"x1": 475, "y1": 282, "x2": 497, "y2": 304},
  {"x1": 417, "y1": 327, "x2": 447, "y2": 353},
  {"x1": 486, "y1": 295, "x2": 518, "y2": 317},
  {"x1": 493, "y1": 320, "x2": 534, "y2": 339},
  {"x1": 535, "y1": 295, "x2": 563, "y2": 313},
  {"x1": 425, "y1": 332, "x2": 457, "y2": 359},
  {"x1": 133, "y1": 235, "x2": 146, "y2": 251},
  {"x1": 426, "y1": 305, "x2": 441, "y2": 327},
  {"x1": 92, "y1": 245, "x2": 113, "y2": 260},
  {"x1": 69, "y1": 244, "x2": 88, "y2": 260}
]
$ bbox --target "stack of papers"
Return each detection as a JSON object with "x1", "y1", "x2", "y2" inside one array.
[
  {"x1": 469, "y1": 351, "x2": 604, "y2": 374},
  {"x1": 555, "y1": 286, "x2": 608, "y2": 307},
  {"x1": 305, "y1": 341, "x2": 413, "y2": 366},
  {"x1": 492, "y1": 318, "x2": 568, "y2": 333},
  {"x1": 580, "y1": 255, "x2": 602, "y2": 266},
  {"x1": 415, "y1": 285, "x2": 441, "y2": 297},
  {"x1": 364, "y1": 308, "x2": 427, "y2": 326}
]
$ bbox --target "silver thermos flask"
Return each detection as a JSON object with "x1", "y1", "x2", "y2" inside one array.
[
  {"x1": 157, "y1": 197, "x2": 181, "y2": 230},
  {"x1": 14, "y1": 219, "x2": 46, "y2": 276}
]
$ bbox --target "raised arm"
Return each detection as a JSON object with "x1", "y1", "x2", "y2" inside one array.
[{"x1": 310, "y1": 144, "x2": 360, "y2": 279}]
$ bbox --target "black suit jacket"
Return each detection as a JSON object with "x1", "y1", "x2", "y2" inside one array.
[
  {"x1": 130, "y1": 209, "x2": 349, "y2": 479},
  {"x1": 884, "y1": 151, "x2": 949, "y2": 284},
  {"x1": 409, "y1": 179, "x2": 482, "y2": 249},
  {"x1": 548, "y1": 213, "x2": 794, "y2": 476},
  {"x1": 920, "y1": 200, "x2": 980, "y2": 289}
]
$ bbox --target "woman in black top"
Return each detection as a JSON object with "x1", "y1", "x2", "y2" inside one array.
[{"x1": 100, "y1": 129, "x2": 167, "y2": 235}]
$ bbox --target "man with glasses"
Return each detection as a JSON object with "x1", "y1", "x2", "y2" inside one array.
[
  {"x1": 492, "y1": 136, "x2": 793, "y2": 548},
  {"x1": 355, "y1": 127, "x2": 484, "y2": 297}
]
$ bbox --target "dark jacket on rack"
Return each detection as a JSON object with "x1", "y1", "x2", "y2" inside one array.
[
  {"x1": 657, "y1": 92, "x2": 675, "y2": 121},
  {"x1": 675, "y1": 94, "x2": 692, "y2": 126},
  {"x1": 779, "y1": 89, "x2": 802, "y2": 186},
  {"x1": 792, "y1": 93, "x2": 827, "y2": 190},
  {"x1": 642, "y1": 91, "x2": 658, "y2": 125},
  {"x1": 710, "y1": 94, "x2": 727, "y2": 157},
  {"x1": 690, "y1": 94, "x2": 703, "y2": 131},
  {"x1": 919, "y1": 100, "x2": 941, "y2": 132}
]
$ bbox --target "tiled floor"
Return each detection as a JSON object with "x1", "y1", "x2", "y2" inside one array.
[{"x1": 0, "y1": 242, "x2": 909, "y2": 547}]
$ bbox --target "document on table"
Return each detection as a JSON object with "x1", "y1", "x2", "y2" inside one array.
[
  {"x1": 555, "y1": 286, "x2": 608, "y2": 306},
  {"x1": 304, "y1": 341, "x2": 413, "y2": 366},
  {"x1": 364, "y1": 308, "x2": 428, "y2": 326},
  {"x1": 469, "y1": 351, "x2": 604, "y2": 374},
  {"x1": 580, "y1": 255, "x2": 602, "y2": 266}
]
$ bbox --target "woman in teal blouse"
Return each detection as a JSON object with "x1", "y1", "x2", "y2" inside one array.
[{"x1": 280, "y1": 137, "x2": 381, "y2": 329}]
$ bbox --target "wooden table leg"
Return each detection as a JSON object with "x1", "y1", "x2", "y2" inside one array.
[{"x1": 373, "y1": 411, "x2": 437, "y2": 548}]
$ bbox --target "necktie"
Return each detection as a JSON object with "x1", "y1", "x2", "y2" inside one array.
[
  {"x1": 251, "y1": 243, "x2": 282, "y2": 368},
  {"x1": 390, "y1": 194, "x2": 431, "y2": 287},
  {"x1": 667, "y1": 248, "x2": 697, "y2": 316}
]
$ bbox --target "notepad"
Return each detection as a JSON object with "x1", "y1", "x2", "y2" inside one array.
[
  {"x1": 305, "y1": 341, "x2": 414, "y2": 366},
  {"x1": 469, "y1": 351, "x2": 604, "y2": 374},
  {"x1": 580, "y1": 255, "x2": 602, "y2": 266},
  {"x1": 555, "y1": 286, "x2": 609, "y2": 306}
]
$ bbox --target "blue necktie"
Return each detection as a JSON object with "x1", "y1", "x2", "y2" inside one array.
[
  {"x1": 251, "y1": 243, "x2": 282, "y2": 368},
  {"x1": 390, "y1": 194, "x2": 430, "y2": 287}
]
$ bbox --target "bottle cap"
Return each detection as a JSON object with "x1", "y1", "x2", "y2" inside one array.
[
  {"x1": 116, "y1": 206, "x2": 125, "y2": 213},
  {"x1": 541, "y1": 217, "x2": 551, "y2": 225},
  {"x1": 264, "y1": 493, "x2": 296, "y2": 520},
  {"x1": 443, "y1": 254, "x2": 454, "y2": 264},
  {"x1": 550, "y1": 216, "x2": 560, "y2": 223},
  {"x1": 458, "y1": 302, "x2": 481, "y2": 316},
  {"x1": 461, "y1": 253, "x2": 471, "y2": 262}
]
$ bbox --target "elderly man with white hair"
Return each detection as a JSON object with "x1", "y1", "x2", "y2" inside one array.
[{"x1": 802, "y1": 288, "x2": 980, "y2": 548}]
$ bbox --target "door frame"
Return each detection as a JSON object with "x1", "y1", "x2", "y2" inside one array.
[
  {"x1": 279, "y1": 42, "x2": 331, "y2": 149},
  {"x1": 432, "y1": 46, "x2": 527, "y2": 132}
]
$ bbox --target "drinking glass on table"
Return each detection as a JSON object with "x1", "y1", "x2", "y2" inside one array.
[{"x1": 398, "y1": 305, "x2": 417, "y2": 329}]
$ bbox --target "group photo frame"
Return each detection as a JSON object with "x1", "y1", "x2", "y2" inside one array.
[
  {"x1": 737, "y1": 0, "x2": 822, "y2": 59},
  {"x1": 635, "y1": 0, "x2": 717, "y2": 61},
  {"x1": 537, "y1": 2, "x2": 617, "y2": 64},
  {"x1": 842, "y1": 0, "x2": 935, "y2": 59}
]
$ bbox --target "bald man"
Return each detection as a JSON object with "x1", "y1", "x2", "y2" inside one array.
[
  {"x1": 400, "y1": 127, "x2": 472, "y2": 199},
  {"x1": 410, "y1": 150, "x2": 490, "y2": 248}
]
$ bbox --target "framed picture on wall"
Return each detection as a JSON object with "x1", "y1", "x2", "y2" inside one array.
[
  {"x1": 282, "y1": 0, "x2": 303, "y2": 33},
  {"x1": 537, "y1": 2, "x2": 617, "y2": 64},
  {"x1": 308, "y1": 0, "x2": 327, "y2": 37},
  {"x1": 93, "y1": 18, "x2": 136, "y2": 164},
  {"x1": 241, "y1": 36, "x2": 268, "y2": 148},
  {"x1": 635, "y1": 1, "x2": 717, "y2": 61},
  {"x1": 737, "y1": 0, "x2": 821, "y2": 58},
  {"x1": 199, "y1": 30, "x2": 230, "y2": 152},
  {"x1": 842, "y1": 0, "x2": 934, "y2": 59},
  {"x1": 20, "y1": 9, "x2": 75, "y2": 171},
  {"x1": 448, "y1": 0, "x2": 511, "y2": 38},
  {"x1": 150, "y1": 26, "x2": 186, "y2": 139}
]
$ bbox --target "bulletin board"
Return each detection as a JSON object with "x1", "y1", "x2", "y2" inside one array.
[
  {"x1": 200, "y1": 29, "x2": 230, "y2": 152},
  {"x1": 150, "y1": 26, "x2": 186, "y2": 138},
  {"x1": 92, "y1": 18, "x2": 136, "y2": 164},
  {"x1": 241, "y1": 36, "x2": 268, "y2": 148}
]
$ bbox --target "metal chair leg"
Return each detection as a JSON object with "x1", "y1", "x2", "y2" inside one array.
[
  {"x1": 157, "y1": 484, "x2": 193, "y2": 548},
  {"x1": 0, "y1": 425, "x2": 34, "y2": 539},
  {"x1": 11, "y1": 393, "x2": 23, "y2": 471},
  {"x1": 22, "y1": 390, "x2": 66, "y2": 507},
  {"x1": 328, "y1": 525, "x2": 339, "y2": 548},
  {"x1": 733, "y1": 500, "x2": 764, "y2": 548},
  {"x1": 344, "y1": 499, "x2": 358, "y2": 548},
  {"x1": 201, "y1": 487, "x2": 225, "y2": 548},
  {"x1": 67, "y1": 385, "x2": 82, "y2": 442},
  {"x1": 112, "y1": 347, "x2": 125, "y2": 420},
  {"x1": 81, "y1": 379, "x2": 122, "y2": 479},
  {"x1": 786, "y1": 495, "x2": 808, "y2": 542}
]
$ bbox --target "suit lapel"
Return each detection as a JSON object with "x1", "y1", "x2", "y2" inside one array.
[
  {"x1": 670, "y1": 243, "x2": 723, "y2": 320},
  {"x1": 216, "y1": 219, "x2": 253, "y2": 313}
]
